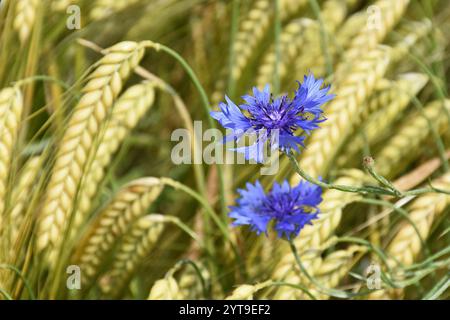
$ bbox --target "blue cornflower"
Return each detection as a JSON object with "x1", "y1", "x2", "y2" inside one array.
[
  {"x1": 229, "y1": 180, "x2": 322, "y2": 239},
  {"x1": 210, "y1": 74, "x2": 334, "y2": 163}
]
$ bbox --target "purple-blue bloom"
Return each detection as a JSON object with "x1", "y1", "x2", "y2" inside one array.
[
  {"x1": 229, "y1": 180, "x2": 322, "y2": 239},
  {"x1": 210, "y1": 74, "x2": 335, "y2": 163}
]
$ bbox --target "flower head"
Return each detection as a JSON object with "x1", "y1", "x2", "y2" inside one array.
[
  {"x1": 229, "y1": 180, "x2": 322, "y2": 239},
  {"x1": 210, "y1": 74, "x2": 334, "y2": 163}
]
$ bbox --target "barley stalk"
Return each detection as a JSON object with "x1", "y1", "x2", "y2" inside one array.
[
  {"x1": 100, "y1": 214, "x2": 167, "y2": 298},
  {"x1": 51, "y1": 0, "x2": 74, "y2": 12},
  {"x1": 9, "y1": 155, "x2": 41, "y2": 246},
  {"x1": 90, "y1": 0, "x2": 141, "y2": 20},
  {"x1": 0, "y1": 87, "x2": 23, "y2": 224},
  {"x1": 73, "y1": 177, "x2": 163, "y2": 288},
  {"x1": 272, "y1": 170, "x2": 371, "y2": 298},
  {"x1": 231, "y1": 0, "x2": 306, "y2": 81},
  {"x1": 298, "y1": 245, "x2": 365, "y2": 299},
  {"x1": 337, "y1": 0, "x2": 409, "y2": 70},
  {"x1": 178, "y1": 262, "x2": 210, "y2": 299},
  {"x1": 370, "y1": 172, "x2": 450, "y2": 299},
  {"x1": 148, "y1": 276, "x2": 183, "y2": 300},
  {"x1": 291, "y1": 0, "x2": 353, "y2": 79},
  {"x1": 389, "y1": 173, "x2": 450, "y2": 264},
  {"x1": 225, "y1": 280, "x2": 272, "y2": 300},
  {"x1": 271, "y1": 251, "x2": 323, "y2": 299},
  {"x1": 0, "y1": 86, "x2": 23, "y2": 287},
  {"x1": 36, "y1": 41, "x2": 145, "y2": 262},
  {"x1": 336, "y1": 73, "x2": 429, "y2": 168},
  {"x1": 258, "y1": 0, "x2": 351, "y2": 88},
  {"x1": 374, "y1": 100, "x2": 450, "y2": 178},
  {"x1": 70, "y1": 81, "x2": 156, "y2": 241},
  {"x1": 388, "y1": 19, "x2": 432, "y2": 65},
  {"x1": 335, "y1": 12, "x2": 367, "y2": 51},
  {"x1": 13, "y1": 0, "x2": 40, "y2": 44},
  {"x1": 291, "y1": 46, "x2": 390, "y2": 182},
  {"x1": 257, "y1": 19, "x2": 318, "y2": 88},
  {"x1": 211, "y1": 0, "x2": 307, "y2": 104},
  {"x1": 211, "y1": 0, "x2": 272, "y2": 104}
]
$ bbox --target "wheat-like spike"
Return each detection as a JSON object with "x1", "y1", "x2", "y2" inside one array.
[
  {"x1": 51, "y1": 0, "x2": 74, "y2": 12},
  {"x1": 178, "y1": 262, "x2": 210, "y2": 299},
  {"x1": 100, "y1": 214, "x2": 166, "y2": 298},
  {"x1": 90, "y1": 0, "x2": 141, "y2": 20},
  {"x1": 374, "y1": 100, "x2": 450, "y2": 178},
  {"x1": 0, "y1": 87, "x2": 23, "y2": 224},
  {"x1": 36, "y1": 41, "x2": 145, "y2": 261},
  {"x1": 225, "y1": 285, "x2": 256, "y2": 300},
  {"x1": 337, "y1": 0, "x2": 409, "y2": 70},
  {"x1": 1, "y1": 155, "x2": 42, "y2": 293},
  {"x1": 13, "y1": 0, "x2": 39, "y2": 44},
  {"x1": 73, "y1": 177, "x2": 163, "y2": 287},
  {"x1": 9, "y1": 155, "x2": 41, "y2": 243},
  {"x1": 230, "y1": 0, "x2": 271, "y2": 82},
  {"x1": 336, "y1": 73, "x2": 429, "y2": 168},
  {"x1": 211, "y1": 0, "x2": 307, "y2": 105},
  {"x1": 271, "y1": 250, "x2": 323, "y2": 299},
  {"x1": 335, "y1": 12, "x2": 367, "y2": 50},
  {"x1": 225, "y1": 280, "x2": 272, "y2": 300},
  {"x1": 210, "y1": 0, "x2": 271, "y2": 105},
  {"x1": 388, "y1": 19, "x2": 432, "y2": 65},
  {"x1": 291, "y1": 46, "x2": 390, "y2": 182},
  {"x1": 272, "y1": 170, "x2": 371, "y2": 298},
  {"x1": 300, "y1": 245, "x2": 366, "y2": 299},
  {"x1": 0, "y1": 86, "x2": 23, "y2": 288},
  {"x1": 291, "y1": 0, "x2": 353, "y2": 79},
  {"x1": 70, "y1": 81, "x2": 156, "y2": 241},
  {"x1": 256, "y1": 19, "x2": 318, "y2": 89},
  {"x1": 148, "y1": 276, "x2": 183, "y2": 300},
  {"x1": 279, "y1": 0, "x2": 309, "y2": 19},
  {"x1": 388, "y1": 173, "x2": 450, "y2": 266},
  {"x1": 293, "y1": 171, "x2": 370, "y2": 251},
  {"x1": 370, "y1": 173, "x2": 450, "y2": 299},
  {"x1": 316, "y1": 0, "x2": 351, "y2": 30}
]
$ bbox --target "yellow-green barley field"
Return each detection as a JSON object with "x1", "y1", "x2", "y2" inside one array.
[{"x1": 0, "y1": 0, "x2": 449, "y2": 300}]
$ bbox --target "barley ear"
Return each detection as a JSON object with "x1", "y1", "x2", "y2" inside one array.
[
  {"x1": 292, "y1": 46, "x2": 390, "y2": 181},
  {"x1": 148, "y1": 276, "x2": 182, "y2": 300},
  {"x1": 374, "y1": 100, "x2": 450, "y2": 178},
  {"x1": 0, "y1": 86, "x2": 23, "y2": 288},
  {"x1": 99, "y1": 214, "x2": 167, "y2": 298},
  {"x1": 0, "y1": 87, "x2": 23, "y2": 228},
  {"x1": 13, "y1": 0, "x2": 39, "y2": 44},
  {"x1": 70, "y1": 81, "x2": 156, "y2": 241},
  {"x1": 36, "y1": 41, "x2": 145, "y2": 263},
  {"x1": 272, "y1": 171, "x2": 370, "y2": 298},
  {"x1": 73, "y1": 177, "x2": 163, "y2": 288},
  {"x1": 370, "y1": 173, "x2": 450, "y2": 299}
]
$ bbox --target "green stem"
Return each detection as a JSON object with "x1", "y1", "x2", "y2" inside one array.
[
  {"x1": 160, "y1": 177, "x2": 245, "y2": 277},
  {"x1": 356, "y1": 198, "x2": 431, "y2": 261},
  {"x1": 287, "y1": 153, "x2": 394, "y2": 195},
  {"x1": 410, "y1": 96, "x2": 449, "y2": 172},
  {"x1": 287, "y1": 152, "x2": 450, "y2": 197},
  {"x1": 174, "y1": 259, "x2": 210, "y2": 299},
  {"x1": 268, "y1": 281, "x2": 317, "y2": 300},
  {"x1": 227, "y1": 0, "x2": 240, "y2": 98},
  {"x1": 288, "y1": 240, "x2": 372, "y2": 298},
  {"x1": 0, "y1": 264, "x2": 35, "y2": 300},
  {"x1": 363, "y1": 158, "x2": 402, "y2": 196},
  {"x1": 142, "y1": 41, "x2": 228, "y2": 223},
  {"x1": 273, "y1": 0, "x2": 281, "y2": 94},
  {"x1": 308, "y1": 0, "x2": 333, "y2": 76}
]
